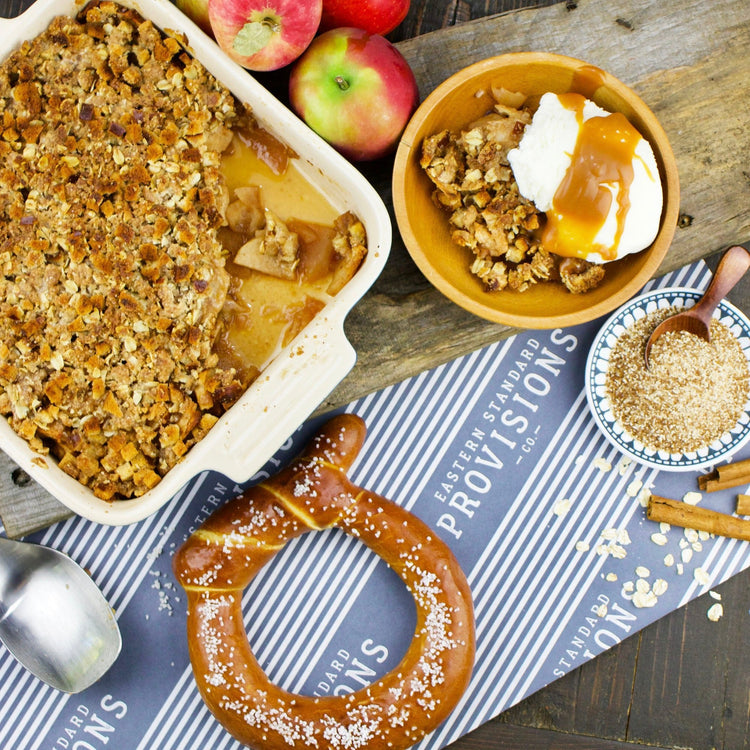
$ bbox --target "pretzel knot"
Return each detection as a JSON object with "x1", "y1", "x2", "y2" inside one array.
[{"x1": 173, "y1": 414, "x2": 476, "y2": 750}]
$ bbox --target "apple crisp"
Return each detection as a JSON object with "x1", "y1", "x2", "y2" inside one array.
[
  {"x1": 420, "y1": 102, "x2": 605, "y2": 294},
  {"x1": 0, "y1": 1, "x2": 366, "y2": 500}
]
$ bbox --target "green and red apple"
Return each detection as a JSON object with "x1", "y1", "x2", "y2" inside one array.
[
  {"x1": 208, "y1": 0, "x2": 322, "y2": 71},
  {"x1": 289, "y1": 28, "x2": 419, "y2": 162},
  {"x1": 320, "y1": 0, "x2": 410, "y2": 35}
]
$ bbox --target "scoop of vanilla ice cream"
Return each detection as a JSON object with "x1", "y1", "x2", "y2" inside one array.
[{"x1": 507, "y1": 92, "x2": 663, "y2": 264}]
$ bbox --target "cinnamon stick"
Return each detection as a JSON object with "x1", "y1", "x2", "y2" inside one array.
[
  {"x1": 736, "y1": 494, "x2": 750, "y2": 516},
  {"x1": 698, "y1": 475, "x2": 750, "y2": 492},
  {"x1": 717, "y1": 457, "x2": 750, "y2": 481},
  {"x1": 647, "y1": 494, "x2": 750, "y2": 542},
  {"x1": 698, "y1": 457, "x2": 750, "y2": 492}
]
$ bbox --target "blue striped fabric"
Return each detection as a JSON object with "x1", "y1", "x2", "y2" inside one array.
[{"x1": 2, "y1": 261, "x2": 749, "y2": 750}]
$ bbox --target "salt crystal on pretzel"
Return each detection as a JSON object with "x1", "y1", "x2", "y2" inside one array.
[{"x1": 173, "y1": 413, "x2": 476, "y2": 749}]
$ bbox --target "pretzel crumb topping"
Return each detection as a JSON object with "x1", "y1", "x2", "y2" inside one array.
[{"x1": 0, "y1": 2, "x2": 367, "y2": 500}]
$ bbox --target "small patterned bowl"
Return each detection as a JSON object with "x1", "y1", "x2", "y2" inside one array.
[
  {"x1": 392, "y1": 52, "x2": 680, "y2": 329},
  {"x1": 585, "y1": 286, "x2": 750, "y2": 472}
]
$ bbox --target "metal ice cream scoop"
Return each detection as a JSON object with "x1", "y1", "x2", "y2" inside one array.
[
  {"x1": 644, "y1": 245, "x2": 750, "y2": 368},
  {"x1": 0, "y1": 536, "x2": 121, "y2": 692}
]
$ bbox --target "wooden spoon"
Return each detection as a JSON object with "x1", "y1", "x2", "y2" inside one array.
[{"x1": 644, "y1": 244, "x2": 750, "y2": 368}]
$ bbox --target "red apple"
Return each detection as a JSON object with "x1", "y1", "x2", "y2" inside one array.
[
  {"x1": 208, "y1": 0, "x2": 322, "y2": 72},
  {"x1": 320, "y1": 0, "x2": 410, "y2": 36},
  {"x1": 289, "y1": 28, "x2": 419, "y2": 161},
  {"x1": 175, "y1": 0, "x2": 212, "y2": 36}
]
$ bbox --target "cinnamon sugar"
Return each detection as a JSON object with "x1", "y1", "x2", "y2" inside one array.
[{"x1": 605, "y1": 307, "x2": 750, "y2": 454}]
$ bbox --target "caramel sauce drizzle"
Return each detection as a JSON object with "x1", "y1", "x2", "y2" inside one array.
[{"x1": 543, "y1": 92, "x2": 642, "y2": 261}]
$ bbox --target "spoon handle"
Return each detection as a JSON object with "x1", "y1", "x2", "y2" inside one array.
[{"x1": 692, "y1": 245, "x2": 750, "y2": 320}]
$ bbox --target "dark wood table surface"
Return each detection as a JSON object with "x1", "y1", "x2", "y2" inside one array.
[{"x1": 2, "y1": 1, "x2": 749, "y2": 749}]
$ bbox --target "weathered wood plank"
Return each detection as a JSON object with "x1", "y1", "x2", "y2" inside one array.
[
  {"x1": 0, "y1": 453, "x2": 71, "y2": 537},
  {"x1": 497, "y1": 628, "x2": 641, "y2": 740},
  {"x1": 627, "y1": 576, "x2": 750, "y2": 750},
  {"x1": 717, "y1": 572, "x2": 750, "y2": 750},
  {"x1": 449, "y1": 718, "x2": 671, "y2": 748},
  {"x1": 0, "y1": 0, "x2": 28, "y2": 16},
  {"x1": 392, "y1": 0, "x2": 563, "y2": 40}
]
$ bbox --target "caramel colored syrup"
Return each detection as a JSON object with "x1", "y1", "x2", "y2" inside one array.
[
  {"x1": 542, "y1": 93, "x2": 641, "y2": 261},
  {"x1": 221, "y1": 127, "x2": 339, "y2": 225},
  {"x1": 214, "y1": 129, "x2": 343, "y2": 383},
  {"x1": 570, "y1": 65, "x2": 606, "y2": 101}
]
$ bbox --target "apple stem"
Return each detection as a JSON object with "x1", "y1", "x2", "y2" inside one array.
[
  {"x1": 262, "y1": 16, "x2": 281, "y2": 33},
  {"x1": 334, "y1": 75, "x2": 350, "y2": 92}
]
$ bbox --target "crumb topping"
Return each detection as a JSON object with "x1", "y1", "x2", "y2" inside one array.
[
  {"x1": 0, "y1": 1, "x2": 248, "y2": 499},
  {"x1": 0, "y1": 2, "x2": 368, "y2": 501},
  {"x1": 420, "y1": 102, "x2": 605, "y2": 294}
]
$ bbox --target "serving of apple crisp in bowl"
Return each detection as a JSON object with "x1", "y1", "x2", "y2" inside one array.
[
  {"x1": 393, "y1": 52, "x2": 680, "y2": 328},
  {"x1": 0, "y1": 0, "x2": 390, "y2": 524}
]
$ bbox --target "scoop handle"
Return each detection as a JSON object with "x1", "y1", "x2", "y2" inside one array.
[{"x1": 692, "y1": 245, "x2": 750, "y2": 319}]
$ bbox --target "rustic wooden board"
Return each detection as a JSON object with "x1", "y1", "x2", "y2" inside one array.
[
  {"x1": 450, "y1": 721, "x2": 671, "y2": 749},
  {"x1": 627, "y1": 574, "x2": 750, "y2": 749},
  {"x1": 497, "y1": 630, "x2": 642, "y2": 739},
  {"x1": 0, "y1": 452, "x2": 71, "y2": 537},
  {"x1": 321, "y1": 0, "x2": 750, "y2": 413}
]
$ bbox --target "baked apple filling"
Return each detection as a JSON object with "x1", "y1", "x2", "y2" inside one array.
[
  {"x1": 0, "y1": 1, "x2": 367, "y2": 500},
  {"x1": 216, "y1": 126, "x2": 366, "y2": 385}
]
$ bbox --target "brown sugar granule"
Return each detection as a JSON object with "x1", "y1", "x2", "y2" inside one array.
[
  {"x1": 605, "y1": 307, "x2": 750, "y2": 454},
  {"x1": 0, "y1": 2, "x2": 246, "y2": 500}
]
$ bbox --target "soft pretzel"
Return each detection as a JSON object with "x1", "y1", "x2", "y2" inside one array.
[{"x1": 173, "y1": 413, "x2": 475, "y2": 750}]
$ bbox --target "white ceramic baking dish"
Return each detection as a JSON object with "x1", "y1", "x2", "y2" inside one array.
[{"x1": 0, "y1": 0, "x2": 391, "y2": 525}]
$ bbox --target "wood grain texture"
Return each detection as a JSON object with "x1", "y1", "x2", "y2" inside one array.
[
  {"x1": 0, "y1": 453, "x2": 71, "y2": 538},
  {"x1": 628, "y1": 576, "x2": 750, "y2": 750},
  {"x1": 450, "y1": 720, "x2": 671, "y2": 749},
  {"x1": 499, "y1": 630, "x2": 641, "y2": 739}
]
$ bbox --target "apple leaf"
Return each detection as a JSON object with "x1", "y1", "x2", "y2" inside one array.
[{"x1": 233, "y1": 21, "x2": 274, "y2": 57}]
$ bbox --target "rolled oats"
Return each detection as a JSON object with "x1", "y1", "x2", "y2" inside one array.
[
  {"x1": 706, "y1": 602, "x2": 723, "y2": 621},
  {"x1": 694, "y1": 567, "x2": 710, "y2": 586},
  {"x1": 632, "y1": 590, "x2": 657, "y2": 608},
  {"x1": 683, "y1": 492, "x2": 702, "y2": 506}
]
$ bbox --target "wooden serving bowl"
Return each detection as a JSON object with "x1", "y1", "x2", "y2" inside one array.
[{"x1": 392, "y1": 52, "x2": 680, "y2": 329}]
